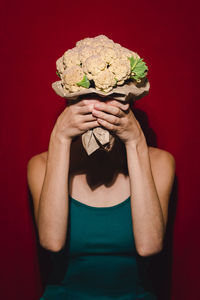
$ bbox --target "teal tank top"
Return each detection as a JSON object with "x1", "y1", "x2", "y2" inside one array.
[{"x1": 39, "y1": 195, "x2": 157, "y2": 299}]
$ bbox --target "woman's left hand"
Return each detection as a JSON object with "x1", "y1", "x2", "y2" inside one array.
[{"x1": 92, "y1": 99, "x2": 145, "y2": 146}]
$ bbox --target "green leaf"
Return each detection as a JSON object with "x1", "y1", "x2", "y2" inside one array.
[
  {"x1": 128, "y1": 56, "x2": 148, "y2": 81},
  {"x1": 128, "y1": 56, "x2": 137, "y2": 69},
  {"x1": 56, "y1": 71, "x2": 61, "y2": 78},
  {"x1": 76, "y1": 74, "x2": 90, "y2": 88}
]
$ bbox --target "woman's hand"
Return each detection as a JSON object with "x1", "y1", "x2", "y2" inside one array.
[
  {"x1": 92, "y1": 99, "x2": 145, "y2": 146},
  {"x1": 52, "y1": 99, "x2": 99, "y2": 143}
]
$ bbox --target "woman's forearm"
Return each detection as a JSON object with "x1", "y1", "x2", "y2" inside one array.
[
  {"x1": 125, "y1": 136, "x2": 165, "y2": 256},
  {"x1": 37, "y1": 130, "x2": 72, "y2": 252}
]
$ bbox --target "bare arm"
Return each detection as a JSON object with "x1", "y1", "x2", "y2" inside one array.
[
  {"x1": 91, "y1": 99, "x2": 176, "y2": 257},
  {"x1": 125, "y1": 137, "x2": 176, "y2": 257},
  {"x1": 27, "y1": 134, "x2": 72, "y2": 252},
  {"x1": 40, "y1": 135, "x2": 71, "y2": 252},
  {"x1": 27, "y1": 100, "x2": 99, "y2": 252}
]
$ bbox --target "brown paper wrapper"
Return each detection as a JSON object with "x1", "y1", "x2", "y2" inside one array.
[{"x1": 52, "y1": 78, "x2": 150, "y2": 155}]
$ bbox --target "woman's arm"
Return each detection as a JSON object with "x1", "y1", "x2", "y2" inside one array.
[
  {"x1": 27, "y1": 100, "x2": 99, "y2": 252},
  {"x1": 38, "y1": 133, "x2": 72, "y2": 252},
  {"x1": 91, "y1": 99, "x2": 176, "y2": 256},
  {"x1": 27, "y1": 133, "x2": 72, "y2": 252},
  {"x1": 125, "y1": 136, "x2": 176, "y2": 257}
]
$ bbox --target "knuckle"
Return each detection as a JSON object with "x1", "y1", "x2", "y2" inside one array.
[
  {"x1": 116, "y1": 107, "x2": 121, "y2": 115},
  {"x1": 82, "y1": 99, "x2": 88, "y2": 105},
  {"x1": 91, "y1": 115, "x2": 97, "y2": 121},
  {"x1": 97, "y1": 111, "x2": 102, "y2": 117},
  {"x1": 88, "y1": 104, "x2": 94, "y2": 112},
  {"x1": 110, "y1": 124, "x2": 115, "y2": 131},
  {"x1": 73, "y1": 106, "x2": 80, "y2": 116},
  {"x1": 123, "y1": 103, "x2": 129, "y2": 110},
  {"x1": 113, "y1": 116, "x2": 118, "y2": 125},
  {"x1": 126, "y1": 103, "x2": 130, "y2": 110},
  {"x1": 78, "y1": 124, "x2": 85, "y2": 131}
]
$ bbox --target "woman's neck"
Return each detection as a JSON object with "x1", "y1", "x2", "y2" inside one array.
[{"x1": 69, "y1": 135, "x2": 128, "y2": 184}]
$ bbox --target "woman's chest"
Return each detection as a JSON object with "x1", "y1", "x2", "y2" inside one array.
[{"x1": 68, "y1": 172, "x2": 131, "y2": 208}]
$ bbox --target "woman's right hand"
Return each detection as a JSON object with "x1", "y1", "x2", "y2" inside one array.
[{"x1": 51, "y1": 99, "x2": 99, "y2": 143}]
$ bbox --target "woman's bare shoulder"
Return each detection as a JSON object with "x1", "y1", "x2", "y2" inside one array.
[
  {"x1": 27, "y1": 151, "x2": 48, "y2": 169},
  {"x1": 27, "y1": 151, "x2": 48, "y2": 193},
  {"x1": 148, "y1": 146, "x2": 176, "y2": 170},
  {"x1": 148, "y1": 146, "x2": 175, "y2": 160},
  {"x1": 38, "y1": 151, "x2": 48, "y2": 162}
]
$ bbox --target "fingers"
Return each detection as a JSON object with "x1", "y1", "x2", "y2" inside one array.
[
  {"x1": 74, "y1": 98, "x2": 129, "y2": 114},
  {"x1": 77, "y1": 99, "x2": 97, "y2": 107},
  {"x1": 106, "y1": 100, "x2": 130, "y2": 112},
  {"x1": 93, "y1": 102, "x2": 123, "y2": 117},
  {"x1": 69, "y1": 99, "x2": 129, "y2": 120},
  {"x1": 81, "y1": 113, "x2": 97, "y2": 122},
  {"x1": 96, "y1": 118, "x2": 118, "y2": 132},
  {"x1": 83, "y1": 120, "x2": 100, "y2": 130},
  {"x1": 92, "y1": 109, "x2": 121, "y2": 125},
  {"x1": 68, "y1": 98, "x2": 129, "y2": 109},
  {"x1": 67, "y1": 98, "x2": 90, "y2": 108},
  {"x1": 79, "y1": 103, "x2": 95, "y2": 115}
]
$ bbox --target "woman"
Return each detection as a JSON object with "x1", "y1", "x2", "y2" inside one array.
[{"x1": 27, "y1": 95, "x2": 176, "y2": 299}]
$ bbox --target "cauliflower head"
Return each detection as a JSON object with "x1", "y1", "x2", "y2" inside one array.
[
  {"x1": 78, "y1": 45, "x2": 95, "y2": 64},
  {"x1": 93, "y1": 69, "x2": 116, "y2": 93},
  {"x1": 99, "y1": 46, "x2": 121, "y2": 65},
  {"x1": 55, "y1": 34, "x2": 148, "y2": 93},
  {"x1": 63, "y1": 48, "x2": 81, "y2": 69},
  {"x1": 82, "y1": 55, "x2": 107, "y2": 80},
  {"x1": 61, "y1": 65, "x2": 87, "y2": 93},
  {"x1": 109, "y1": 59, "x2": 131, "y2": 85}
]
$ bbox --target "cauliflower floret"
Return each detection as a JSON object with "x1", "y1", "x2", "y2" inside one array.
[
  {"x1": 109, "y1": 59, "x2": 131, "y2": 85},
  {"x1": 99, "y1": 46, "x2": 121, "y2": 65},
  {"x1": 103, "y1": 40, "x2": 116, "y2": 48},
  {"x1": 90, "y1": 40, "x2": 114, "y2": 48},
  {"x1": 93, "y1": 69, "x2": 116, "y2": 93},
  {"x1": 93, "y1": 45, "x2": 105, "y2": 55},
  {"x1": 94, "y1": 35, "x2": 114, "y2": 45},
  {"x1": 56, "y1": 56, "x2": 65, "y2": 75},
  {"x1": 63, "y1": 48, "x2": 81, "y2": 68},
  {"x1": 82, "y1": 55, "x2": 107, "y2": 80},
  {"x1": 78, "y1": 46, "x2": 95, "y2": 64},
  {"x1": 61, "y1": 65, "x2": 86, "y2": 93},
  {"x1": 75, "y1": 35, "x2": 111, "y2": 49},
  {"x1": 76, "y1": 37, "x2": 94, "y2": 48},
  {"x1": 115, "y1": 43, "x2": 123, "y2": 49},
  {"x1": 120, "y1": 47, "x2": 140, "y2": 61},
  {"x1": 94, "y1": 34, "x2": 112, "y2": 42}
]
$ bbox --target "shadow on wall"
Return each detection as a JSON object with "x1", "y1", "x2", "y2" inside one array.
[{"x1": 27, "y1": 107, "x2": 178, "y2": 300}]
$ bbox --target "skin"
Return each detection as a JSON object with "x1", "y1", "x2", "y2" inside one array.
[{"x1": 27, "y1": 97, "x2": 176, "y2": 256}]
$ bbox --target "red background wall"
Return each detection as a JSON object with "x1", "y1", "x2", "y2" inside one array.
[{"x1": 1, "y1": 0, "x2": 199, "y2": 299}]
